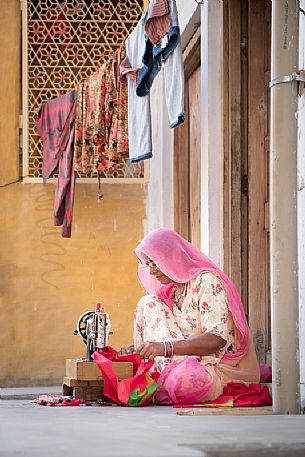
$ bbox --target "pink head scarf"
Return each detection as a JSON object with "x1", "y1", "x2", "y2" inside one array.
[{"x1": 135, "y1": 228, "x2": 249, "y2": 361}]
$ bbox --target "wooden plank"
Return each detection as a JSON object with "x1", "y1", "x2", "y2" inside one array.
[
  {"x1": 240, "y1": 0, "x2": 249, "y2": 315},
  {"x1": 189, "y1": 66, "x2": 201, "y2": 248},
  {"x1": 222, "y1": 0, "x2": 232, "y2": 278},
  {"x1": 173, "y1": 79, "x2": 190, "y2": 241},
  {"x1": 247, "y1": 0, "x2": 270, "y2": 363},
  {"x1": 229, "y1": 0, "x2": 242, "y2": 297},
  {"x1": 62, "y1": 377, "x2": 104, "y2": 387},
  {"x1": 73, "y1": 386, "x2": 104, "y2": 401},
  {"x1": 176, "y1": 407, "x2": 273, "y2": 416},
  {"x1": 265, "y1": 1, "x2": 272, "y2": 354},
  {"x1": 183, "y1": 26, "x2": 201, "y2": 80},
  {"x1": 63, "y1": 377, "x2": 90, "y2": 387},
  {"x1": 66, "y1": 359, "x2": 133, "y2": 381}
]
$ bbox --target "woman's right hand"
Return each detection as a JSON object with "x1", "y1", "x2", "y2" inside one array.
[{"x1": 116, "y1": 344, "x2": 135, "y2": 357}]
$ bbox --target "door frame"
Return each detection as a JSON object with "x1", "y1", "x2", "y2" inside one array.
[{"x1": 173, "y1": 26, "x2": 201, "y2": 242}]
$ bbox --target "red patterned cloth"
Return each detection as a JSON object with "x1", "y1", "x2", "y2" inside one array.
[
  {"x1": 145, "y1": 0, "x2": 170, "y2": 45},
  {"x1": 37, "y1": 90, "x2": 77, "y2": 238},
  {"x1": 74, "y1": 47, "x2": 129, "y2": 176}
]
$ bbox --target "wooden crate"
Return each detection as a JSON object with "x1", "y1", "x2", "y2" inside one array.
[
  {"x1": 62, "y1": 377, "x2": 107, "y2": 401},
  {"x1": 66, "y1": 359, "x2": 133, "y2": 381},
  {"x1": 64, "y1": 359, "x2": 134, "y2": 401}
]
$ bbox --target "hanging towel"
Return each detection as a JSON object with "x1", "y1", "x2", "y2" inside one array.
[{"x1": 37, "y1": 90, "x2": 77, "y2": 238}]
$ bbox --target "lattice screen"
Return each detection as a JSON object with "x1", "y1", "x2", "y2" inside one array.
[{"x1": 23, "y1": 0, "x2": 145, "y2": 180}]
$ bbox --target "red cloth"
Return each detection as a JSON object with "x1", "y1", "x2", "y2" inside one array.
[
  {"x1": 93, "y1": 347, "x2": 159, "y2": 406},
  {"x1": 144, "y1": 0, "x2": 170, "y2": 45},
  {"x1": 37, "y1": 90, "x2": 77, "y2": 238},
  {"x1": 223, "y1": 382, "x2": 272, "y2": 407}
]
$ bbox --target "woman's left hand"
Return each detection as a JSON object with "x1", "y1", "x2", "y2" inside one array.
[{"x1": 136, "y1": 341, "x2": 165, "y2": 361}]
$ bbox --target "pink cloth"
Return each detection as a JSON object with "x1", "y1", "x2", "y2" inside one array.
[
  {"x1": 135, "y1": 228, "x2": 249, "y2": 364},
  {"x1": 155, "y1": 357, "x2": 214, "y2": 405},
  {"x1": 259, "y1": 364, "x2": 272, "y2": 383},
  {"x1": 120, "y1": 55, "x2": 141, "y2": 82}
]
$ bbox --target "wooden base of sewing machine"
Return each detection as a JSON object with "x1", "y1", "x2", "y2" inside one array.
[
  {"x1": 63, "y1": 359, "x2": 134, "y2": 401},
  {"x1": 65, "y1": 358, "x2": 133, "y2": 381},
  {"x1": 62, "y1": 377, "x2": 106, "y2": 401}
]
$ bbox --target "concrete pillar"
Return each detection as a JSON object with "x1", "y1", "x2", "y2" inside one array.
[{"x1": 270, "y1": 0, "x2": 300, "y2": 414}]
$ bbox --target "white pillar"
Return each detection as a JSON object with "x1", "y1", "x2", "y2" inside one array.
[
  {"x1": 297, "y1": 0, "x2": 305, "y2": 413},
  {"x1": 200, "y1": 0, "x2": 223, "y2": 267},
  {"x1": 270, "y1": 0, "x2": 300, "y2": 414}
]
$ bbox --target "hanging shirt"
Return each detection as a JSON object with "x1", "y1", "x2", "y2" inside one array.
[{"x1": 37, "y1": 90, "x2": 77, "y2": 238}]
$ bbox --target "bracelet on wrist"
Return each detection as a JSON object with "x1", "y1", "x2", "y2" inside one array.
[{"x1": 164, "y1": 340, "x2": 174, "y2": 358}]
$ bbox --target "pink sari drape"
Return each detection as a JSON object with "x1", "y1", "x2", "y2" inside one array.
[{"x1": 135, "y1": 228, "x2": 260, "y2": 403}]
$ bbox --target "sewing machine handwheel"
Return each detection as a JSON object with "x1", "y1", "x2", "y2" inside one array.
[{"x1": 75, "y1": 311, "x2": 94, "y2": 344}]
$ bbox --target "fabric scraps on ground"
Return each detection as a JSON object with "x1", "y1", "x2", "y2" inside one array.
[
  {"x1": 34, "y1": 395, "x2": 115, "y2": 407},
  {"x1": 173, "y1": 395, "x2": 234, "y2": 409},
  {"x1": 223, "y1": 382, "x2": 272, "y2": 407},
  {"x1": 172, "y1": 382, "x2": 272, "y2": 409}
]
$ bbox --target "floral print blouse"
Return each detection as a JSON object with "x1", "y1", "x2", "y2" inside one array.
[
  {"x1": 134, "y1": 271, "x2": 237, "y2": 370},
  {"x1": 172, "y1": 271, "x2": 236, "y2": 364}
]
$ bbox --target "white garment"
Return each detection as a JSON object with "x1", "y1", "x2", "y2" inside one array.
[
  {"x1": 125, "y1": 16, "x2": 184, "y2": 162},
  {"x1": 125, "y1": 19, "x2": 152, "y2": 162}
]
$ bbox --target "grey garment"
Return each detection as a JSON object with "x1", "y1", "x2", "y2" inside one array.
[{"x1": 125, "y1": 12, "x2": 185, "y2": 163}]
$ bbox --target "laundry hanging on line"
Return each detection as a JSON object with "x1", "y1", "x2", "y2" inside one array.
[
  {"x1": 37, "y1": 47, "x2": 129, "y2": 238},
  {"x1": 121, "y1": 0, "x2": 185, "y2": 162},
  {"x1": 36, "y1": 0, "x2": 185, "y2": 237},
  {"x1": 74, "y1": 47, "x2": 129, "y2": 176}
]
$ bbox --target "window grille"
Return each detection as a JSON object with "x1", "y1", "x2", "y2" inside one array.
[{"x1": 21, "y1": 0, "x2": 148, "y2": 183}]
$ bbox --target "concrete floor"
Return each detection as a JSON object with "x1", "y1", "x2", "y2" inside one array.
[{"x1": 0, "y1": 393, "x2": 305, "y2": 457}]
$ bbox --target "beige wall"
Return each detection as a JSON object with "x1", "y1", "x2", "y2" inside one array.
[
  {"x1": 0, "y1": 1, "x2": 147, "y2": 386},
  {"x1": 0, "y1": 183, "x2": 146, "y2": 386}
]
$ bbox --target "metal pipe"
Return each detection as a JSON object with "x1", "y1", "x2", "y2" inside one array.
[{"x1": 270, "y1": 0, "x2": 300, "y2": 414}]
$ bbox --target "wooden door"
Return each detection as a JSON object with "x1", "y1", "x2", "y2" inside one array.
[
  {"x1": 174, "y1": 29, "x2": 201, "y2": 248},
  {"x1": 223, "y1": 0, "x2": 271, "y2": 363},
  {"x1": 247, "y1": 0, "x2": 271, "y2": 364}
]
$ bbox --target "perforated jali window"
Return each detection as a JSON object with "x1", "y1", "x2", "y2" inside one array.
[{"x1": 21, "y1": 0, "x2": 147, "y2": 182}]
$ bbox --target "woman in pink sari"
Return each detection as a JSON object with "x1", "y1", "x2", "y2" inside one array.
[{"x1": 123, "y1": 227, "x2": 260, "y2": 405}]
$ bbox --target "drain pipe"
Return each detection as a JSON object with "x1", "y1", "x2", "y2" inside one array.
[{"x1": 270, "y1": 0, "x2": 300, "y2": 414}]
